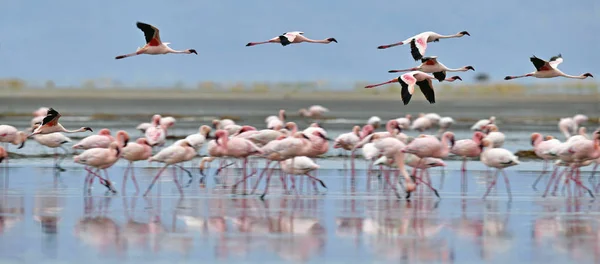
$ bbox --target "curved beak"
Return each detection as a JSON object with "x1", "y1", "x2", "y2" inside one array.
[{"x1": 18, "y1": 141, "x2": 25, "y2": 149}]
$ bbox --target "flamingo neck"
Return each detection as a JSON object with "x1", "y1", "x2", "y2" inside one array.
[
  {"x1": 437, "y1": 33, "x2": 462, "y2": 39},
  {"x1": 446, "y1": 67, "x2": 469, "y2": 72},
  {"x1": 561, "y1": 72, "x2": 588, "y2": 79},
  {"x1": 303, "y1": 38, "x2": 330, "y2": 44}
]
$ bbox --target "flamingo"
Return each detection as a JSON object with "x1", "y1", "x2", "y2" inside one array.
[
  {"x1": 159, "y1": 116, "x2": 176, "y2": 129},
  {"x1": 411, "y1": 114, "x2": 432, "y2": 132},
  {"x1": 145, "y1": 114, "x2": 167, "y2": 147},
  {"x1": 267, "y1": 110, "x2": 287, "y2": 129},
  {"x1": 212, "y1": 119, "x2": 236, "y2": 129},
  {"x1": 280, "y1": 156, "x2": 327, "y2": 194},
  {"x1": 403, "y1": 132, "x2": 455, "y2": 161},
  {"x1": 74, "y1": 135, "x2": 127, "y2": 194},
  {"x1": 298, "y1": 105, "x2": 329, "y2": 119},
  {"x1": 120, "y1": 138, "x2": 153, "y2": 193},
  {"x1": 365, "y1": 71, "x2": 437, "y2": 105},
  {"x1": 396, "y1": 114, "x2": 412, "y2": 130},
  {"x1": 558, "y1": 115, "x2": 588, "y2": 139},
  {"x1": 31, "y1": 130, "x2": 72, "y2": 171},
  {"x1": 212, "y1": 130, "x2": 263, "y2": 193},
  {"x1": 437, "y1": 117, "x2": 455, "y2": 138},
  {"x1": 144, "y1": 140, "x2": 196, "y2": 196},
  {"x1": 482, "y1": 124, "x2": 505, "y2": 148},
  {"x1": 185, "y1": 125, "x2": 212, "y2": 151},
  {"x1": 423, "y1": 113, "x2": 441, "y2": 125},
  {"x1": 115, "y1": 22, "x2": 197, "y2": 60},
  {"x1": 0, "y1": 125, "x2": 27, "y2": 150},
  {"x1": 33, "y1": 107, "x2": 49, "y2": 117},
  {"x1": 334, "y1": 126, "x2": 362, "y2": 152},
  {"x1": 388, "y1": 56, "x2": 475, "y2": 82},
  {"x1": 72, "y1": 128, "x2": 114, "y2": 150},
  {"x1": 30, "y1": 108, "x2": 93, "y2": 136},
  {"x1": 480, "y1": 139, "x2": 520, "y2": 199},
  {"x1": 301, "y1": 123, "x2": 328, "y2": 137},
  {"x1": 246, "y1": 32, "x2": 337, "y2": 47},
  {"x1": 451, "y1": 131, "x2": 486, "y2": 171},
  {"x1": 236, "y1": 126, "x2": 288, "y2": 147},
  {"x1": 504, "y1": 54, "x2": 593, "y2": 80},
  {"x1": 377, "y1": 31, "x2": 470, "y2": 60},
  {"x1": 471, "y1": 116, "x2": 496, "y2": 131},
  {"x1": 530, "y1": 134, "x2": 561, "y2": 190},
  {"x1": 367, "y1": 116, "x2": 382, "y2": 129}
]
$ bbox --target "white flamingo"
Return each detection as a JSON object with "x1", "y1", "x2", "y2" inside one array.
[
  {"x1": 377, "y1": 31, "x2": 470, "y2": 60},
  {"x1": 480, "y1": 139, "x2": 520, "y2": 199},
  {"x1": 115, "y1": 22, "x2": 197, "y2": 59},
  {"x1": 246, "y1": 32, "x2": 337, "y2": 47},
  {"x1": 365, "y1": 71, "x2": 437, "y2": 105},
  {"x1": 504, "y1": 54, "x2": 593, "y2": 80},
  {"x1": 389, "y1": 56, "x2": 474, "y2": 82}
]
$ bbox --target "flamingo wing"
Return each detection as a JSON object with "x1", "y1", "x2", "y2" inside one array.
[
  {"x1": 410, "y1": 35, "x2": 428, "y2": 61},
  {"x1": 136, "y1": 22, "x2": 162, "y2": 46},
  {"x1": 432, "y1": 71, "x2": 446, "y2": 82},
  {"x1": 279, "y1": 32, "x2": 303, "y2": 46},
  {"x1": 41, "y1": 108, "x2": 61, "y2": 127},
  {"x1": 549, "y1": 54, "x2": 563, "y2": 69},
  {"x1": 529, "y1": 56, "x2": 552, "y2": 71},
  {"x1": 421, "y1": 56, "x2": 438, "y2": 65},
  {"x1": 400, "y1": 73, "x2": 417, "y2": 105},
  {"x1": 416, "y1": 79, "x2": 435, "y2": 104}
]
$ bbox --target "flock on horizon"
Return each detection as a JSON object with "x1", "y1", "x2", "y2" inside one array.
[
  {"x1": 115, "y1": 22, "x2": 593, "y2": 105},
  {"x1": 0, "y1": 22, "x2": 596, "y2": 201},
  {"x1": 0, "y1": 104, "x2": 599, "y2": 201}
]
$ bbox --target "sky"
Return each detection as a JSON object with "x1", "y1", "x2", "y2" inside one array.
[{"x1": 0, "y1": 0, "x2": 598, "y2": 87}]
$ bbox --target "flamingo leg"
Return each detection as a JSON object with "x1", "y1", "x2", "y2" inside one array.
[
  {"x1": 542, "y1": 167, "x2": 559, "y2": 198},
  {"x1": 172, "y1": 166, "x2": 184, "y2": 196},
  {"x1": 482, "y1": 170, "x2": 500, "y2": 199},
  {"x1": 55, "y1": 146, "x2": 68, "y2": 171},
  {"x1": 122, "y1": 162, "x2": 131, "y2": 194},
  {"x1": 143, "y1": 165, "x2": 169, "y2": 197},
  {"x1": 570, "y1": 165, "x2": 594, "y2": 198},
  {"x1": 415, "y1": 174, "x2": 440, "y2": 198},
  {"x1": 590, "y1": 162, "x2": 599, "y2": 186},
  {"x1": 532, "y1": 161, "x2": 550, "y2": 190},
  {"x1": 86, "y1": 167, "x2": 116, "y2": 193},
  {"x1": 260, "y1": 167, "x2": 275, "y2": 200},
  {"x1": 500, "y1": 170, "x2": 512, "y2": 200}
]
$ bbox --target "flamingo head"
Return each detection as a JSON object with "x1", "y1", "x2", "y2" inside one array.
[
  {"x1": 465, "y1": 66, "x2": 475, "y2": 71},
  {"x1": 583, "y1": 73, "x2": 594, "y2": 78},
  {"x1": 214, "y1": 130, "x2": 228, "y2": 142},
  {"x1": 544, "y1": 135, "x2": 555, "y2": 140},
  {"x1": 212, "y1": 119, "x2": 220, "y2": 129},
  {"x1": 238, "y1": 125, "x2": 256, "y2": 134},
  {"x1": 279, "y1": 109, "x2": 287, "y2": 120},
  {"x1": 200, "y1": 125, "x2": 212, "y2": 137},
  {"x1": 284, "y1": 122, "x2": 297, "y2": 131},
  {"x1": 83, "y1": 127, "x2": 93, "y2": 132},
  {"x1": 188, "y1": 49, "x2": 197, "y2": 55},
  {"x1": 450, "y1": 76, "x2": 462, "y2": 81},
  {"x1": 116, "y1": 130, "x2": 130, "y2": 147},
  {"x1": 327, "y1": 38, "x2": 338, "y2": 43},
  {"x1": 0, "y1": 147, "x2": 6, "y2": 163},
  {"x1": 444, "y1": 132, "x2": 455, "y2": 147},
  {"x1": 530, "y1": 133, "x2": 542, "y2": 146},
  {"x1": 151, "y1": 114, "x2": 162, "y2": 125},
  {"x1": 136, "y1": 138, "x2": 149, "y2": 145},
  {"x1": 458, "y1": 31, "x2": 470, "y2": 36},
  {"x1": 360, "y1": 125, "x2": 375, "y2": 139},
  {"x1": 99, "y1": 128, "x2": 111, "y2": 136}
]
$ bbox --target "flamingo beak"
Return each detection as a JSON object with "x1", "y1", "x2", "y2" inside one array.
[
  {"x1": 18, "y1": 141, "x2": 25, "y2": 149},
  {"x1": 0, "y1": 157, "x2": 3, "y2": 163},
  {"x1": 189, "y1": 49, "x2": 197, "y2": 55},
  {"x1": 302, "y1": 134, "x2": 310, "y2": 140},
  {"x1": 84, "y1": 127, "x2": 93, "y2": 132},
  {"x1": 123, "y1": 138, "x2": 129, "y2": 147},
  {"x1": 327, "y1": 38, "x2": 338, "y2": 43}
]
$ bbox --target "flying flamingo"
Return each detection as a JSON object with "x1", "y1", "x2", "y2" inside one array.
[
  {"x1": 480, "y1": 139, "x2": 520, "y2": 199},
  {"x1": 74, "y1": 131, "x2": 128, "y2": 194},
  {"x1": 145, "y1": 114, "x2": 167, "y2": 147},
  {"x1": 388, "y1": 56, "x2": 475, "y2": 82},
  {"x1": 365, "y1": 71, "x2": 438, "y2": 105},
  {"x1": 120, "y1": 138, "x2": 153, "y2": 193},
  {"x1": 31, "y1": 130, "x2": 72, "y2": 171},
  {"x1": 72, "y1": 129, "x2": 115, "y2": 150},
  {"x1": 298, "y1": 105, "x2": 330, "y2": 119},
  {"x1": 115, "y1": 22, "x2": 197, "y2": 60},
  {"x1": 377, "y1": 31, "x2": 470, "y2": 60},
  {"x1": 530, "y1": 134, "x2": 561, "y2": 190},
  {"x1": 471, "y1": 116, "x2": 495, "y2": 131},
  {"x1": 144, "y1": 140, "x2": 196, "y2": 196},
  {"x1": 450, "y1": 131, "x2": 486, "y2": 190},
  {"x1": 504, "y1": 54, "x2": 593, "y2": 80},
  {"x1": 246, "y1": 32, "x2": 337, "y2": 47},
  {"x1": 30, "y1": 108, "x2": 93, "y2": 136}
]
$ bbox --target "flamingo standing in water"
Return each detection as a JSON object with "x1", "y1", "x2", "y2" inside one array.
[
  {"x1": 480, "y1": 139, "x2": 520, "y2": 199},
  {"x1": 120, "y1": 138, "x2": 153, "y2": 193},
  {"x1": 145, "y1": 115, "x2": 167, "y2": 147},
  {"x1": 450, "y1": 131, "x2": 486, "y2": 190},
  {"x1": 530, "y1": 134, "x2": 561, "y2": 190},
  {"x1": 396, "y1": 114, "x2": 412, "y2": 130},
  {"x1": 185, "y1": 125, "x2": 212, "y2": 151},
  {"x1": 482, "y1": 124, "x2": 505, "y2": 148},
  {"x1": 266, "y1": 110, "x2": 287, "y2": 129},
  {"x1": 365, "y1": 71, "x2": 438, "y2": 105},
  {"x1": 388, "y1": 56, "x2": 474, "y2": 82},
  {"x1": 30, "y1": 108, "x2": 93, "y2": 136},
  {"x1": 504, "y1": 54, "x2": 593, "y2": 80},
  {"x1": 31, "y1": 128, "x2": 72, "y2": 171},
  {"x1": 144, "y1": 140, "x2": 196, "y2": 196},
  {"x1": 72, "y1": 129, "x2": 115, "y2": 150},
  {"x1": 298, "y1": 105, "x2": 330, "y2": 119},
  {"x1": 280, "y1": 156, "x2": 327, "y2": 194},
  {"x1": 411, "y1": 114, "x2": 432, "y2": 132},
  {"x1": 115, "y1": 22, "x2": 197, "y2": 60},
  {"x1": 246, "y1": 32, "x2": 337, "y2": 47},
  {"x1": 212, "y1": 130, "x2": 263, "y2": 194},
  {"x1": 0, "y1": 125, "x2": 28, "y2": 167},
  {"x1": 471, "y1": 116, "x2": 496, "y2": 131},
  {"x1": 377, "y1": 31, "x2": 470, "y2": 60}
]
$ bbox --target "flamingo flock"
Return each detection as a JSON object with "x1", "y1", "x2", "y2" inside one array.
[{"x1": 2, "y1": 105, "x2": 598, "y2": 202}]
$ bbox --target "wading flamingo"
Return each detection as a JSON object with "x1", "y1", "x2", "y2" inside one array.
[
  {"x1": 411, "y1": 114, "x2": 432, "y2": 132},
  {"x1": 145, "y1": 114, "x2": 167, "y2": 147},
  {"x1": 246, "y1": 32, "x2": 337, "y2": 47},
  {"x1": 30, "y1": 108, "x2": 92, "y2": 136},
  {"x1": 482, "y1": 124, "x2": 505, "y2": 148},
  {"x1": 115, "y1": 22, "x2": 197, "y2": 59},
  {"x1": 504, "y1": 54, "x2": 593, "y2": 80},
  {"x1": 530, "y1": 134, "x2": 561, "y2": 190},
  {"x1": 450, "y1": 131, "x2": 485, "y2": 190},
  {"x1": 365, "y1": 71, "x2": 438, "y2": 105},
  {"x1": 120, "y1": 138, "x2": 153, "y2": 193},
  {"x1": 72, "y1": 129, "x2": 114, "y2": 150},
  {"x1": 31, "y1": 130, "x2": 72, "y2": 171},
  {"x1": 298, "y1": 105, "x2": 330, "y2": 119},
  {"x1": 471, "y1": 116, "x2": 495, "y2": 131},
  {"x1": 144, "y1": 140, "x2": 196, "y2": 196},
  {"x1": 280, "y1": 156, "x2": 327, "y2": 194},
  {"x1": 213, "y1": 130, "x2": 263, "y2": 194},
  {"x1": 377, "y1": 31, "x2": 470, "y2": 60},
  {"x1": 185, "y1": 125, "x2": 212, "y2": 151},
  {"x1": 0, "y1": 125, "x2": 28, "y2": 167},
  {"x1": 389, "y1": 56, "x2": 474, "y2": 82},
  {"x1": 367, "y1": 116, "x2": 382, "y2": 129},
  {"x1": 396, "y1": 114, "x2": 412, "y2": 130},
  {"x1": 480, "y1": 139, "x2": 520, "y2": 199}
]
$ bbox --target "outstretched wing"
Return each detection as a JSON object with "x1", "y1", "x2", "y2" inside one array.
[
  {"x1": 421, "y1": 56, "x2": 438, "y2": 65},
  {"x1": 41, "y1": 108, "x2": 61, "y2": 127},
  {"x1": 432, "y1": 71, "x2": 446, "y2": 82},
  {"x1": 410, "y1": 35, "x2": 428, "y2": 61},
  {"x1": 400, "y1": 73, "x2": 417, "y2": 105},
  {"x1": 279, "y1": 31, "x2": 303, "y2": 45},
  {"x1": 530, "y1": 56, "x2": 551, "y2": 71},
  {"x1": 136, "y1": 22, "x2": 162, "y2": 46},
  {"x1": 416, "y1": 79, "x2": 436, "y2": 104},
  {"x1": 549, "y1": 54, "x2": 563, "y2": 69}
]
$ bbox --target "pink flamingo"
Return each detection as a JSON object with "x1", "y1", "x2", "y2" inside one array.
[
  {"x1": 237, "y1": 127, "x2": 287, "y2": 147},
  {"x1": 388, "y1": 56, "x2": 474, "y2": 82},
  {"x1": 30, "y1": 108, "x2": 93, "y2": 136},
  {"x1": 482, "y1": 124, "x2": 505, "y2": 148},
  {"x1": 115, "y1": 21, "x2": 197, "y2": 59},
  {"x1": 450, "y1": 131, "x2": 485, "y2": 191},
  {"x1": 145, "y1": 114, "x2": 167, "y2": 147},
  {"x1": 376, "y1": 31, "x2": 470, "y2": 60},
  {"x1": 471, "y1": 116, "x2": 496, "y2": 131},
  {"x1": 266, "y1": 110, "x2": 287, "y2": 129},
  {"x1": 365, "y1": 71, "x2": 437, "y2": 105},
  {"x1": 396, "y1": 114, "x2": 412, "y2": 130},
  {"x1": 411, "y1": 114, "x2": 432, "y2": 132},
  {"x1": 402, "y1": 132, "x2": 455, "y2": 194},
  {"x1": 159, "y1": 116, "x2": 176, "y2": 129},
  {"x1": 334, "y1": 126, "x2": 361, "y2": 152},
  {"x1": 530, "y1": 133, "x2": 561, "y2": 190},
  {"x1": 0, "y1": 125, "x2": 27, "y2": 168},
  {"x1": 198, "y1": 139, "x2": 227, "y2": 185},
  {"x1": 72, "y1": 128, "x2": 115, "y2": 150},
  {"x1": 504, "y1": 55, "x2": 593, "y2": 80},
  {"x1": 120, "y1": 138, "x2": 153, "y2": 193},
  {"x1": 280, "y1": 156, "x2": 327, "y2": 194},
  {"x1": 212, "y1": 130, "x2": 263, "y2": 194},
  {"x1": 298, "y1": 105, "x2": 330, "y2": 119},
  {"x1": 185, "y1": 125, "x2": 212, "y2": 151},
  {"x1": 480, "y1": 139, "x2": 520, "y2": 199},
  {"x1": 246, "y1": 32, "x2": 337, "y2": 47},
  {"x1": 144, "y1": 140, "x2": 197, "y2": 196},
  {"x1": 74, "y1": 131, "x2": 128, "y2": 193}
]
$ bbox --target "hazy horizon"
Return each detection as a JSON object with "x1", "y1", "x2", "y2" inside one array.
[{"x1": 0, "y1": 0, "x2": 598, "y2": 88}]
